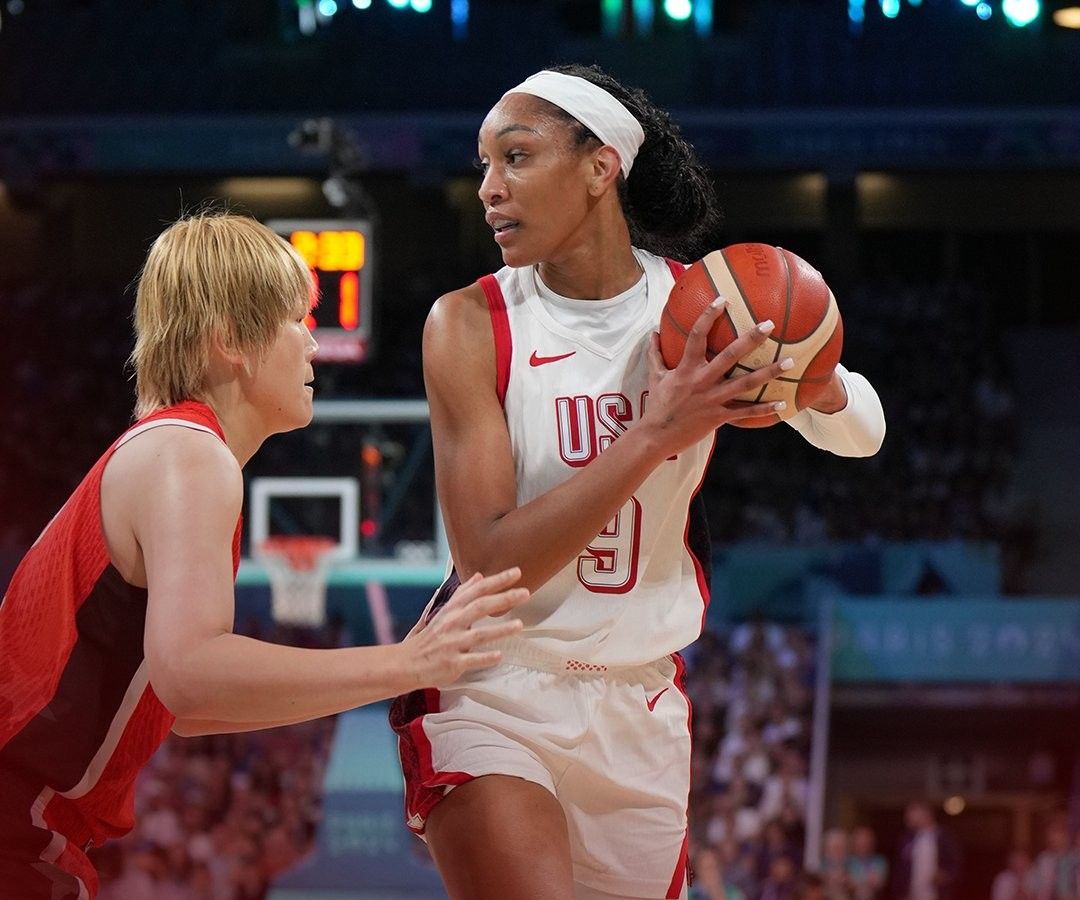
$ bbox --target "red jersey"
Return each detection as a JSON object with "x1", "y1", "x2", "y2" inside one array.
[{"x1": 0, "y1": 401, "x2": 241, "y2": 899}]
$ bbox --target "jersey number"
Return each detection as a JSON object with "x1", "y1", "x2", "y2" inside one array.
[{"x1": 577, "y1": 496, "x2": 642, "y2": 594}]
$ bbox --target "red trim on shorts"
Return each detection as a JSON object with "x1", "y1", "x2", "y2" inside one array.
[
  {"x1": 397, "y1": 688, "x2": 474, "y2": 835},
  {"x1": 478, "y1": 274, "x2": 512, "y2": 407},
  {"x1": 664, "y1": 258, "x2": 687, "y2": 280},
  {"x1": 666, "y1": 652, "x2": 694, "y2": 898}
]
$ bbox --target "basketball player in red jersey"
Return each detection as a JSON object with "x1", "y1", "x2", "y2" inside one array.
[
  {"x1": 0, "y1": 213, "x2": 529, "y2": 900},
  {"x1": 391, "y1": 66, "x2": 885, "y2": 899}
]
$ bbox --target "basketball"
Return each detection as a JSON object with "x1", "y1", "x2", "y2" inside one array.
[{"x1": 659, "y1": 243, "x2": 844, "y2": 428}]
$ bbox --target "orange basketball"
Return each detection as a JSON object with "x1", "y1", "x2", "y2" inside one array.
[{"x1": 659, "y1": 243, "x2": 844, "y2": 428}]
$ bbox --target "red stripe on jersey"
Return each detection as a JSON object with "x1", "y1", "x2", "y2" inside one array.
[
  {"x1": 42, "y1": 683, "x2": 174, "y2": 848},
  {"x1": 666, "y1": 652, "x2": 693, "y2": 898},
  {"x1": 479, "y1": 274, "x2": 512, "y2": 407},
  {"x1": 664, "y1": 258, "x2": 687, "y2": 280}
]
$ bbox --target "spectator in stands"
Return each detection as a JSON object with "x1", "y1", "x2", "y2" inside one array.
[
  {"x1": 798, "y1": 872, "x2": 828, "y2": 900},
  {"x1": 759, "y1": 819, "x2": 801, "y2": 886},
  {"x1": 690, "y1": 845, "x2": 735, "y2": 900},
  {"x1": 847, "y1": 825, "x2": 889, "y2": 900},
  {"x1": 1030, "y1": 816, "x2": 1072, "y2": 900},
  {"x1": 821, "y1": 827, "x2": 852, "y2": 900},
  {"x1": 761, "y1": 855, "x2": 800, "y2": 900},
  {"x1": 891, "y1": 801, "x2": 962, "y2": 900},
  {"x1": 760, "y1": 745, "x2": 810, "y2": 824},
  {"x1": 992, "y1": 848, "x2": 1035, "y2": 900}
]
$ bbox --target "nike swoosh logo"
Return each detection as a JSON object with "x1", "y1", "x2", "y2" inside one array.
[
  {"x1": 529, "y1": 350, "x2": 576, "y2": 367},
  {"x1": 646, "y1": 688, "x2": 669, "y2": 712}
]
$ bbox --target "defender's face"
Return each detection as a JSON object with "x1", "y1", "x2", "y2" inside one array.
[{"x1": 247, "y1": 298, "x2": 318, "y2": 434}]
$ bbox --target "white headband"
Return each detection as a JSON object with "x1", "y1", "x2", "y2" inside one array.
[{"x1": 502, "y1": 70, "x2": 645, "y2": 179}]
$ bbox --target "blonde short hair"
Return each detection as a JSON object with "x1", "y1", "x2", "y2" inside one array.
[{"x1": 131, "y1": 212, "x2": 313, "y2": 419}]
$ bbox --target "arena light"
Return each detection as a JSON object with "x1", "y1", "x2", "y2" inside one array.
[
  {"x1": 317, "y1": 0, "x2": 338, "y2": 16},
  {"x1": 694, "y1": 0, "x2": 713, "y2": 35},
  {"x1": 410, "y1": 0, "x2": 432, "y2": 11},
  {"x1": 1002, "y1": 0, "x2": 1040, "y2": 24},
  {"x1": 977, "y1": 2, "x2": 993, "y2": 16},
  {"x1": 352, "y1": 0, "x2": 371, "y2": 7},
  {"x1": 663, "y1": 0, "x2": 693, "y2": 21},
  {"x1": 386, "y1": 0, "x2": 409, "y2": 8},
  {"x1": 848, "y1": 0, "x2": 866, "y2": 33},
  {"x1": 1053, "y1": 5, "x2": 1080, "y2": 25},
  {"x1": 296, "y1": 0, "x2": 317, "y2": 35},
  {"x1": 602, "y1": 0, "x2": 624, "y2": 37},
  {"x1": 882, "y1": 0, "x2": 901, "y2": 17},
  {"x1": 451, "y1": 0, "x2": 469, "y2": 38},
  {"x1": 633, "y1": 0, "x2": 655, "y2": 34}
]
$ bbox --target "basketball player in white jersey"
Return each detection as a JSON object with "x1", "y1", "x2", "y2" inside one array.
[{"x1": 390, "y1": 66, "x2": 885, "y2": 899}]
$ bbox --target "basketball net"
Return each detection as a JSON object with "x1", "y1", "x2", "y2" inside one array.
[{"x1": 256, "y1": 536, "x2": 337, "y2": 627}]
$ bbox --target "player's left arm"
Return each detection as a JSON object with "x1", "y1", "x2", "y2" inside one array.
[
  {"x1": 171, "y1": 714, "x2": 317, "y2": 737},
  {"x1": 784, "y1": 364, "x2": 885, "y2": 457}
]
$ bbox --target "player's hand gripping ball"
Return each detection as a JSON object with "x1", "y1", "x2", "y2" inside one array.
[{"x1": 660, "y1": 243, "x2": 844, "y2": 428}]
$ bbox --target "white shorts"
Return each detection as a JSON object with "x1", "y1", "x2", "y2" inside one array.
[{"x1": 390, "y1": 639, "x2": 693, "y2": 899}]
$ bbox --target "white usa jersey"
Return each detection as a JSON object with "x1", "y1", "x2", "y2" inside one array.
[{"x1": 469, "y1": 248, "x2": 715, "y2": 668}]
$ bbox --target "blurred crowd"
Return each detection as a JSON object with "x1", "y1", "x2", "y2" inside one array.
[
  {"x1": 991, "y1": 815, "x2": 1080, "y2": 900},
  {"x1": 0, "y1": 282, "x2": 136, "y2": 581},
  {"x1": 704, "y1": 277, "x2": 1034, "y2": 591},
  {"x1": 685, "y1": 620, "x2": 818, "y2": 900},
  {"x1": 93, "y1": 719, "x2": 334, "y2": 900}
]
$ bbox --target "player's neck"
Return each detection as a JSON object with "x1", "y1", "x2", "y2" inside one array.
[
  {"x1": 537, "y1": 211, "x2": 640, "y2": 301},
  {"x1": 195, "y1": 388, "x2": 266, "y2": 468}
]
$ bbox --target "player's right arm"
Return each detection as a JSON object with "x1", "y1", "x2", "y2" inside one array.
[
  {"x1": 424, "y1": 287, "x2": 788, "y2": 593},
  {"x1": 107, "y1": 426, "x2": 526, "y2": 726}
]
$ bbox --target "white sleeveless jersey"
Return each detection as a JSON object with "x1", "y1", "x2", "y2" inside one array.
[{"x1": 471, "y1": 249, "x2": 715, "y2": 668}]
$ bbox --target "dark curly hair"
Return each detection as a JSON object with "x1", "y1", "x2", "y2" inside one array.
[{"x1": 543, "y1": 63, "x2": 722, "y2": 262}]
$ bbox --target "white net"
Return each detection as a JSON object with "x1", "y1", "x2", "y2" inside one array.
[{"x1": 257, "y1": 537, "x2": 336, "y2": 627}]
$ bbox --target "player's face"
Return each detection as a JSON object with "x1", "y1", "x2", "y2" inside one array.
[
  {"x1": 247, "y1": 297, "x2": 318, "y2": 433},
  {"x1": 476, "y1": 94, "x2": 597, "y2": 268}
]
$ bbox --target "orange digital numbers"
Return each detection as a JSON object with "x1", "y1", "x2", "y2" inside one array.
[
  {"x1": 290, "y1": 230, "x2": 365, "y2": 272},
  {"x1": 339, "y1": 271, "x2": 359, "y2": 331},
  {"x1": 290, "y1": 230, "x2": 320, "y2": 268}
]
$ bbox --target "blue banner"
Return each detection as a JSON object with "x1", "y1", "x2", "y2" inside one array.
[{"x1": 831, "y1": 598, "x2": 1080, "y2": 683}]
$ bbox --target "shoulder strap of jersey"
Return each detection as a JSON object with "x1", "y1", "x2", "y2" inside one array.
[
  {"x1": 115, "y1": 418, "x2": 218, "y2": 451},
  {"x1": 478, "y1": 274, "x2": 512, "y2": 407}
]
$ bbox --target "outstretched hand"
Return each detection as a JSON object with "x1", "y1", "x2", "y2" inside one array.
[
  {"x1": 641, "y1": 299, "x2": 794, "y2": 455},
  {"x1": 401, "y1": 567, "x2": 528, "y2": 689}
]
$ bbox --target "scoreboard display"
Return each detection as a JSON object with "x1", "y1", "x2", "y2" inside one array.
[{"x1": 266, "y1": 219, "x2": 374, "y2": 363}]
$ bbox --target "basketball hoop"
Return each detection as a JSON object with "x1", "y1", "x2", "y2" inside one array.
[{"x1": 256, "y1": 536, "x2": 338, "y2": 627}]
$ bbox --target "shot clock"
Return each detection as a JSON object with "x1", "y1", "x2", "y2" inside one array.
[{"x1": 266, "y1": 219, "x2": 374, "y2": 363}]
